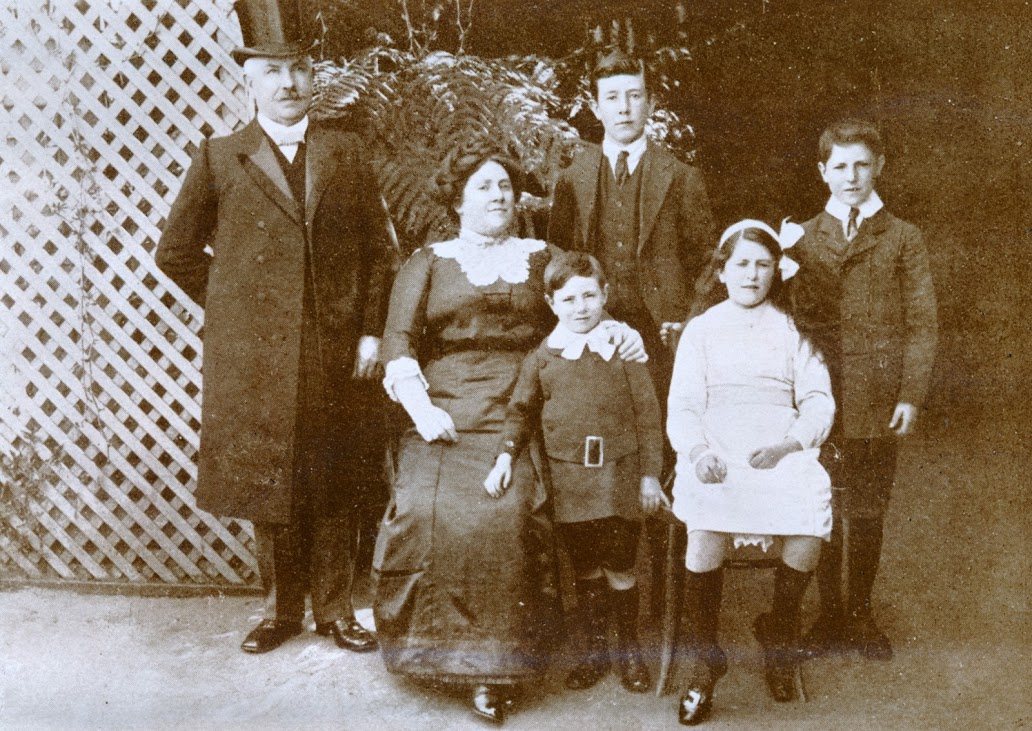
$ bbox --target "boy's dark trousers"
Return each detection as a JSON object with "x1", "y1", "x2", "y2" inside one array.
[{"x1": 811, "y1": 436, "x2": 898, "y2": 658}]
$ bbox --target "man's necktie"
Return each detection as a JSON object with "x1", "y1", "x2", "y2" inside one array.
[
  {"x1": 846, "y1": 206, "x2": 860, "y2": 240},
  {"x1": 615, "y1": 150, "x2": 629, "y2": 186}
]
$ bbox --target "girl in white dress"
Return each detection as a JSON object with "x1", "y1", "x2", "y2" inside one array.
[{"x1": 667, "y1": 219, "x2": 835, "y2": 725}]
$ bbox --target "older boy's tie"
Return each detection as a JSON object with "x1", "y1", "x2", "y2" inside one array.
[
  {"x1": 615, "y1": 150, "x2": 630, "y2": 186},
  {"x1": 846, "y1": 207, "x2": 860, "y2": 240}
]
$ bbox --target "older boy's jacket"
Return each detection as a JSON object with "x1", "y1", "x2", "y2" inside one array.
[
  {"x1": 548, "y1": 142, "x2": 715, "y2": 325},
  {"x1": 796, "y1": 209, "x2": 937, "y2": 439}
]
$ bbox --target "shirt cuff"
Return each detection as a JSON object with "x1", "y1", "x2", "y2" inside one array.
[{"x1": 382, "y1": 357, "x2": 428, "y2": 402}]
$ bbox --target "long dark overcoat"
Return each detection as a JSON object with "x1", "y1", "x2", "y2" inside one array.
[
  {"x1": 156, "y1": 120, "x2": 392, "y2": 523},
  {"x1": 796, "y1": 209, "x2": 938, "y2": 439},
  {"x1": 547, "y1": 141, "x2": 715, "y2": 325}
]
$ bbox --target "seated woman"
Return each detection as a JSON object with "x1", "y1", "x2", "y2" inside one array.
[
  {"x1": 372, "y1": 144, "x2": 644, "y2": 725},
  {"x1": 667, "y1": 220, "x2": 835, "y2": 725}
]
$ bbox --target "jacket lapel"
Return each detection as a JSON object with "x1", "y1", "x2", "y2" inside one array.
[
  {"x1": 238, "y1": 120, "x2": 302, "y2": 225},
  {"x1": 570, "y1": 145, "x2": 603, "y2": 248},
  {"x1": 305, "y1": 125, "x2": 338, "y2": 229},
  {"x1": 845, "y1": 209, "x2": 891, "y2": 261},
  {"x1": 638, "y1": 142, "x2": 674, "y2": 255}
]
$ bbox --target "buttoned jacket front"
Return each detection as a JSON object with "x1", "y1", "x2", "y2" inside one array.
[
  {"x1": 547, "y1": 142, "x2": 715, "y2": 325},
  {"x1": 156, "y1": 120, "x2": 393, "y2": 523},
  {"x1": 796, "y1": 209, "x2": 937, "y2": 438}
]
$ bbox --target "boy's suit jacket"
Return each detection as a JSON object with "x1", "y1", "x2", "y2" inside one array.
[
  {"x1": 547, "y1": 142, "x2": 715, "y2": 325},
  {"x1": 796, "y1": 209, "x2": 938, "y2": 439},
  {"x1": 156, "y1": 119, "x2": 393, "y2": 523}
]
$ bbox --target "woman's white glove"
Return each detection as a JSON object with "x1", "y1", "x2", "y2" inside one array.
[{"x1": 392, "y1": 376, "x2": 457, "y2": 443}]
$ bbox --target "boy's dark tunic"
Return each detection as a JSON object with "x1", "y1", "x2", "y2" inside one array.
[{"x1": 501, "y1": 339, "x2": 664, "y2": 524}]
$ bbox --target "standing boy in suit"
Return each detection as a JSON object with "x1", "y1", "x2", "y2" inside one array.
[
  {"x1": 156, "y1": 0, "x2": 394, "y2": 655},
  {"x1": 548, "y1": 50, "x2": 715, "y2": 385},
  {"x1": 795, "y1": 119, "x2": 938, "y2": 660}
]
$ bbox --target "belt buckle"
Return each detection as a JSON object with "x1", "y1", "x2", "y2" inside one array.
[{"x1": 584, "y1": 436, "x2": 604, "y2": 468}]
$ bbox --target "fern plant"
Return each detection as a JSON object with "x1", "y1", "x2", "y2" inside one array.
[
  {"x1": 310, "y1": 13, "x2": 698, "y2": 254},
  {"x1": 312, "y1": 48, "x2": 582, "y2": 253}
]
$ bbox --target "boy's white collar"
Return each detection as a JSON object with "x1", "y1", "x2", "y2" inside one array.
[
  {"x1": 825, "y1": 190, "x2": 884, "y2": 223},
  {"x1": 547, "y1": 322, "x2": 616, "y2": 361},
  {"x1": 602, "y1": 134, "x2": 648, "y2": 176}
]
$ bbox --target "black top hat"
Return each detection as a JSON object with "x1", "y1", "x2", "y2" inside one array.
[{"x1": 231, "y1": 0, "x2": 317, "y2": 65}]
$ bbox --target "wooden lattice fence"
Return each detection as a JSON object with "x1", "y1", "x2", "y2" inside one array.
[{"x1": 0, "y1": 0, "x2": 260, "y2": 587}]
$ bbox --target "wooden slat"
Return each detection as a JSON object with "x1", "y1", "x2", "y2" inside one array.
[{"x1": 0, "y1": 0, "x2": 259, "y2": 587}]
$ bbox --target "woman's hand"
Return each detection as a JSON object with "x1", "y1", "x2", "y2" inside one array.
[
  {"x1": 412, "y1": 405, "x2": 458, "y2": 443},
  {"x1": 391, "y1": 374, "x2": 457, "y2": 443},
  {"x1": 602, "y1": 321, "x2": 649, "y2": 363},
  {"x1": 695, "y1": 453, "x2": 727, "y2": 484},
  {"x1": 639, "y1": 475, "x2": 670, "y2": 514},
  {"x1": 484, "y1": 454, "x2": 513, "y2": 498},
  {"x1": 748, "y1": 438, "x2": 803, "y2": 469}
]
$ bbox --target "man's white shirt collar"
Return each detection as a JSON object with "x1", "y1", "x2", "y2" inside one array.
[
  {"x1": 825, "y1": 190, "x2": 884, "y2": 238},
  {"x1": 546, "y1": 322, "x2": 616, "y2": 362},
  {"x1": 602, "y1": 134, "x2": 647, "y2": 177},
  {"x1": 257, "y1": 113, "x2": 309, "y2": 162}
]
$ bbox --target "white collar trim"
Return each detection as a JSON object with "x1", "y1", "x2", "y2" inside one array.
[
  {"x1": 602, "y1": 135, "x2": 648, "y2": 176},
  {"x1": 256, "y1": 113, "x2": 309, "y2": 146},
  {"x1": 546, "y1": 322, "x2": 616, "y2": 361},
  {"x1": 825, "y1": 190, "x2": 884, "y2": 234}
]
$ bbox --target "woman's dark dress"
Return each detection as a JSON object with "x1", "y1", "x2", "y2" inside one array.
[{"x1": 373, "y1": 238, "x2": 560, "y2": 685}]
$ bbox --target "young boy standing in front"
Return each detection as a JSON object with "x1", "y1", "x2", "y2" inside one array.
[
  {"x1": 795, "y1": 119, "x2": 938, "y2": 660},
  {"x1": 484, "y1": 252, "x2": 666, "y2": 694}
]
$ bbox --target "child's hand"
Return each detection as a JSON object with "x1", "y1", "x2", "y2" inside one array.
[
  {"x1": 888, "y1": 402, "x2": 918, "y2": 436},
  {"x1": 695, "y1": 453, "x2": 727, "y2": 484},
  {"x1": 483, "y1": 454, "x2": 513, "y2": 499},
  {"x1": 640, "y1": 476, "x2": 670, "y2": 514},
  {"x1": 659, "y1": 321, "x2": 684, "y2": 348},
  {"x1": 748, "y1": 438, "x2": 803, "y2": 469}
]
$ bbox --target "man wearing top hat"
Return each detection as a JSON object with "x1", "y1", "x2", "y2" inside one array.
[{"x1": 156, "y1": 0, "x2": 394, "y2": 654}]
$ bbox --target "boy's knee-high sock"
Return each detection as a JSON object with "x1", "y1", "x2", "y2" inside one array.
[
  {"x1": 611, "y1": 585, "x2": 652, "y2": 693},
  {"x1": 564, "y1": 576, "x2": 610, "y2": 689},
  {"x1": 755, "y1": 563, "x2": 813, "y2": 703},
  {"x1": 847, "y1": 517, "x2": 885, "y2": 619},
  {"x1": 815, "y1": 515, "x2": 844, "y2": 621}
]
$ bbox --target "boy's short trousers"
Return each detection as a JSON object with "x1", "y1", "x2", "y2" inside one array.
[
  {"x1": 823, "y1": 437, "x2": 898, "y2": 520},
  {"x1": 559, "y1": 516, "x2": 641, "y2": 574}
]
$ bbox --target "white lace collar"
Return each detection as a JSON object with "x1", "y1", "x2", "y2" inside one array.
[
  {"x1": 546, "y1": 322, "x2": 616, "y2": 361},
  {"x1": 431, "y1": 230, "x2": 546, "y2": 287}
]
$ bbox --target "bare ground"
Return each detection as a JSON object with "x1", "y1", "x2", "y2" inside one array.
[{"x1": 1, "y1": 413, "x2": 1029, "y2": 730}]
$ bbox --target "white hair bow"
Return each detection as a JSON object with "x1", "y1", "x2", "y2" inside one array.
[{"x1": 718, "y1": 218, "x2": 804, "y2": 281}]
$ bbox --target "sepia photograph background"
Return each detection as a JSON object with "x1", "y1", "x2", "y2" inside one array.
[{"x1": 1, "y1": 0, "x2": 1029, "y2": 728}]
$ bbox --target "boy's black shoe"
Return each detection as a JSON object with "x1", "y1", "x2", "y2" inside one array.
[
  {"x1": 846, "y1": 614, "x2": 893, "y2": 660},
  {"x1": 800, "y1": 613, "x2": 850, "y2": 658}
]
